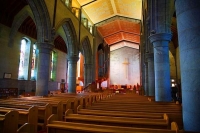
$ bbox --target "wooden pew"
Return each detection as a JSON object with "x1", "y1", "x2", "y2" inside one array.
[
  {"x1": 80, "y1": 94, "x2": 181, "y2": 127},
  {"x1": 0, "y1": 102, "x2": 51, "y2": 129},
  {"x1": 53, "y1": 93, "x2": 94, "y2": 107},
  {"x1": 65, "y1": 109, "x2": 170, "y2": 129},
  {"x1": 18, "y1": 96, "x2": 79, "y2": 113},
  {"x1": 77, "y1": 105, "x2": 163, "y2": 119},
  {"x1": 47, "y1": 114, "x2": 179, "y2": 133},
  {"x1": 6, "y1": 98, "x2": 63, "y2": 121},
  {"x1": 91, "y1": 93, "x2": 183, "y2": 129},
  {"x1": 0, "y1": 110, "x2": 19, "y2": 133},
  {"x1": 87, "y1": 105, "x2": 181, "y2": 113},
  {"x1": 0, "y1": 106, "x2": 38, "y2": 132}
]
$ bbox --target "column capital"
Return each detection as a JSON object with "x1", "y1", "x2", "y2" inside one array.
[
  {"x1": 149, "y1": 33, "x2": 172, "y2": 44},
  {"x1": 67, "y1": 56, "x2": 79, "y2": 62},
  {"x1": 37, "y1": 42, "x2": 54, "y2": 54}
]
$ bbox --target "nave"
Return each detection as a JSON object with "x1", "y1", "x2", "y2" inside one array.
[{"x1": 0, "y1": 91, "x2": 197, "y2": 133}]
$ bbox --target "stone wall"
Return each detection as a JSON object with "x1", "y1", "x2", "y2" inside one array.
[{"x1": 0, "y1": 24, "x2": 67, "y2": 93}]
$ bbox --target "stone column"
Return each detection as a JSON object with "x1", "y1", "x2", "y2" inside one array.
[
  {"x1": 36, "y1": 42, "x2": 54, "y2": 96},
  {"x1": 67, "y1": 56, "x2": 79, "y2": 93},
  {"x1": 175, "y1": 0, "x2": 200, "y2": 131},
  {"x1": 84, "y1": 63, "x2": 92, "y2": 87},
  {"x1": 149, "y1": 33, "x2": 172, "y2": 101},
  {"x1": 144, "y1": 62, "x2": 148, "y2": 96},
  {"x1": 146, "y1": 53, "x2": 155, "y2": 96},
  {"x1": 92, "y1": 27, "x2": 97, "y2": 81}
]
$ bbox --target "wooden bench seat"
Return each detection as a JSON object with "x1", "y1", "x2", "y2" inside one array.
[
  {"x1": 77, "y1": 105, "x2": 163, "y2": 119},
  {"x1": 0, "y1": 110, "x2": 19, "y2": 133},
  {"x1": 98, "y1": 101, "x2": 178, "y2": 105},
  {"x1": 0, "y1": 102, "x2": 51, "y2": 128},
  {"x1": 0, "y1": 106, "x2": 38, "y2": 132},
  {"x1": 53, "y1": 93, "x2": 101, "y2": 106},
  {"x1": 87, "y1": 105, "x2": 181, "y2": 113},
  {"x1": 47, "y1": 114, "x2": 179, "y2": 133},
  {"x1": 6, "y1": 98, "x2": 64, "y2": 120},
  {"x1": 89, "y1": 103, "x2": 181, "y2": 109},
  {"x1": 17, "y1": 96, "x2": 79, "y2": 113},
  {"x1": 65, "y1": 109, "x2": 170, "y2": 129},
  {"x1": 98, "y1": 100, "x2": 178, "y2": 105}
]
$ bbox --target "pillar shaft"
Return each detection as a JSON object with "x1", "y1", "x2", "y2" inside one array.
[
  {"x1": 67, "y1": 56, "x2": 79, "y2": 93},
  {"x1": 149, "y1": 33, "x2": 172, "y2": 101},
  {"x1": 144, "y1": 62, "x2": 148, "y2": 95},
  {"x1": 84, "y1": 63, "x2": 92, "y2": 87},
  {"x1": 175, "y1": 0, "x2": 200, "y2": 131},
  {"x1": 146, "y1": 53, "x2": 155, "y2": 96},
  {"x1": 36, "y1": 42, "x2": 54, "y2": 96}
]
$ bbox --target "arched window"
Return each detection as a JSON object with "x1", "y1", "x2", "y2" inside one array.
[
  {"x1": 18, "y1": 38, "x2": 31, "y2": 80},
  {"x1": 77, "y1": 52, "x2": 81, "y2": 78},
  {"x1": 18, "y1": 38, "x2": 37, "y2": 80},
  {"x1": 30, "y1": 44, "x2": 37, "y2": 80},
  {"x1": 50, "y1": 51, "x2": 57, "y2": 81}
]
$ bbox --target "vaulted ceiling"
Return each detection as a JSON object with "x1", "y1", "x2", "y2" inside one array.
[
  {"x1": 97, "y1": 19, "x2": 140, "y2": 45},
  {"x1": 77, "y1": 0, "x2": 142, "y2": 24},
  {"x1": 76, "y1": 0, "x2": 142, "y2": 47},
  {"x1": 0, "y1": 0, "x2": 144, "y2": 51}
]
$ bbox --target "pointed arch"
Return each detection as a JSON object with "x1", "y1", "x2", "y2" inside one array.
[
  {"x1": 81, "y1": 36, "x2": 92, "y2": 64},
  {"x1": 8, "y1": 5, "x2": 35, "y2": 47},
  {"x1": 26, "y1": 0, "x2": 52, "y2": 43},
  {"x1": 56, "y1": 18, "x2": 79, "y2": 56},
  {"x1": 81, "y1": 36, "x2": 93, "y2": 87}
]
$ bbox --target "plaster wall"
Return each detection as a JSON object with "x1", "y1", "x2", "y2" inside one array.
[
  {"x1": 45, "y1": 0, "x2": 94, "y2": 52},
  {"x1": 55, "y1": 49, "x2": 67, "y2": 82},
  {"x1": 0, "y1": 24, "x2": 36, "y2": 79},
  {"x1": 0, "y1": 24, "x2": 68, "y2": 92},
  {"x1": 110, "y1": 46, "x2": 140, "y2": 86}
]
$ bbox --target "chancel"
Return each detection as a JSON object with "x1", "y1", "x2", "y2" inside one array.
[
  {"x1": 122, "y1": 58, "x2": 129, "y2": 79},
  {"x1": 0, "y1": 0, "x2": 200, "y2": 133}
]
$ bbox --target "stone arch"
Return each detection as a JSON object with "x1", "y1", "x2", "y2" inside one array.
[
  {"x1": 55, "y1": 18, "x2": 79, "y2": 93},
  {"x1": 26, "y1": 0, "x2": 52, "y2": 43},
  {"x1": 54, "y1": 29, "x2": 68, "y2": 50},
  {"x1": 81, "y1": 36, "x2": 92, "y2": 64},
  {"x1": 8, "y1": 5, "x2": 35, "y2": 47},
  {"x1": 81, "y1": 36, "x2": 93, "y2": 87},
  {"x1": 55, "y1": 18, "x2": 79, "y2": 56}
]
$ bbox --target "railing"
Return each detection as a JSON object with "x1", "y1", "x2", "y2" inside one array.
[
  {"x1": 60, "y1": 0, "x2": 93, "y2": 34},
  {"x1": 83, "y1": 83, "x2": 97, "y2": 92}
]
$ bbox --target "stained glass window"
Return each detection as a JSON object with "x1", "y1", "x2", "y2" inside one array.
[
  {"x1": 31, "y1": 44, "x2": 37, "y2": 80},
  {"x1": 50, "y1": 52, "x2": 54, "y2": 80},
  {"x1": 18, "y1": 39, "x2": 26, "y2": 79}
]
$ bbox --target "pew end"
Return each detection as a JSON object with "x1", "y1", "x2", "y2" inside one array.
[
  {"x1": 0, "y1": 110, "x2": 19, "y2": 133},
  {"x1": 171, "y1": 122, "x2": 179, "y2": 133},
  {"x1": 164, "y1": 113, "x2": 169, "y2": 123},
  {"x1": 77, "y1": 104, "x2": 83, "y2": 112},
  {"x1": 17, "y1": 123, "x2": 37, "y2": 133},
  {"x1": 26, "y1": 106, "x2": 38, "y2": 131},
  {"x1": 47, "y1": 114, "x2": 58, "y2": 124},
  {"x1": 163, "y1": 113, "x2": 170, "y2": 128},
  {"x1": 65, "y1": 109, "x2": 73, "y2": 116},
  {"x1": 148, "y1": 96, "x2": 155, "y2": 102},
  {"x1": 52, "y1": 101, "x2": 63, "y2": 121}
]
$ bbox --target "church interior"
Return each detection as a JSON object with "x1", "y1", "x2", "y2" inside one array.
[{"x1": 0, "y1": 0, "x2": 200, "y2": 132}]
